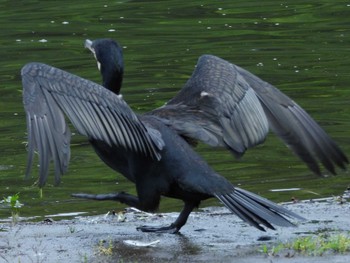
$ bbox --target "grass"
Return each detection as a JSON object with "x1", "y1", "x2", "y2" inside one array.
[
  {"x1": 95, "y1": 238, "x2": 141, "y2": 263},
  {"x1": 96, "y1": 238, "x2": 114, "y2": 256},
  {"x1": 261, "y1": 233, "x2": 350, "y2": 257},
  {"x1": 1, "y1": 193, "x2": 23, "y2": 224}
]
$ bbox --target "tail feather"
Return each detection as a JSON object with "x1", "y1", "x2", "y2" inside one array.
[
  {"x1": 215, "y1": 187, "x2": 305, "y2": 231},
  {"x1": 220, "y1": 195, "x2": 273, "y2": 231}
]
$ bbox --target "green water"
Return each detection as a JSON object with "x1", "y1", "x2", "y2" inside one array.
[{"x1": 0, "y1": 0, "x2": 349, "y2": 221}]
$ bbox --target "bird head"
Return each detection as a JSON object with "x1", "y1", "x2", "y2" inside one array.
[{"x1": 85, "y1": 38, "x2": 124, "y2": 94}]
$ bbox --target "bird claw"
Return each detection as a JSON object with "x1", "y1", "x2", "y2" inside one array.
[{"x1": 136, "y1": 224, "x2": 179, "y2": 234}]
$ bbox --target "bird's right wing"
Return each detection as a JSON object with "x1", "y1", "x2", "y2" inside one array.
[
  {"x1": 150, "y1": 55, "x2": 348, "y2": 175},
  {"x1": 22, "y1": 62, "x2": 163, "y2": 187},
  {"x1": 235, "y1": 65, "x2": 348, "y2": 175},
  {"x1": 150, "y1": 55, "x2": 269, "y2": 157}
]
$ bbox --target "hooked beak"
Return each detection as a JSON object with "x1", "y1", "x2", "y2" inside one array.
[
  {"x1": 84, "y1": 39, "x2": 101, "y2": 71},
  {"x1": 84, "y1": 39, "x2": 94, "y2": 53}
]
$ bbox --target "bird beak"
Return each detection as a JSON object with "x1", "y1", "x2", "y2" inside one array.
[
  {"x1": 84, "y1": 39, "x2": 94, "y2": 53},
  {"x1": 84, "y1": 39, "x2": 101, "y2": 71}
]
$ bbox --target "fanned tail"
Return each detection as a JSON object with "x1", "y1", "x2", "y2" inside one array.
[{"x1": 215, "y1": 187, "x2": 305, "y2": 231}]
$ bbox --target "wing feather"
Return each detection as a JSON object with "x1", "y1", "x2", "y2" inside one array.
[
  {"x1": 150, "y1": 55, "x2": 347, "y2": 174},
  {"x1": 22, "y1": 62, "x2": 163, "y2": 186},
  {"x1": 150, "y1": 55, "x2": 269, "y2": 157},
  {"x1": 236, "y1": 65, "x2": 348, "y2": 175}
]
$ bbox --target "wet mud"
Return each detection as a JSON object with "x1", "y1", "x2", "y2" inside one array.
[{"x1": 1, "y1": 198, "x2": 350, "y2": 263}]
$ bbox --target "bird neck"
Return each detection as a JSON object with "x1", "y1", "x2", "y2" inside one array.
[{"x1": 103, "y1": 72, "x2": 123, "y2": 95}]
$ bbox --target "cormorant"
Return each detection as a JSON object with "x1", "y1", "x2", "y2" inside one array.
[{"x1": 21, "y1": 38, "x2": 348, "y2": 233}]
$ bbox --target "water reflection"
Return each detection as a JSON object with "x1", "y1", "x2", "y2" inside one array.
[{"x1": 0, "y1": 0, "x2": 349, "y2": 220}]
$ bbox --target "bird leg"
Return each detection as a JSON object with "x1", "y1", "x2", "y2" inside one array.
[
  {"x1": 72, "y1": 192, "x2": 142, "y2": 209},
  {"x1": 136, "y1": 202, "x2": 196, "y2": 234},
  {"x1": 72, "y1": 193, "x2": 197, "y2": 234}
]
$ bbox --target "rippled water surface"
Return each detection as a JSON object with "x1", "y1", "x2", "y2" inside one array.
[{"x1": 0, "y1": 0, "x2": 349, "y2": 220}]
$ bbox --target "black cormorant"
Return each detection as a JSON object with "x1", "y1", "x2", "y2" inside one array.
[{"x1": 21, "y1": 38, "x2": 348, "y2": 233}]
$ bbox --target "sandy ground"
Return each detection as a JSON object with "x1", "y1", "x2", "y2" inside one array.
[{"x1": 1, "y1": 198, "x2": 350, "y2": 263}]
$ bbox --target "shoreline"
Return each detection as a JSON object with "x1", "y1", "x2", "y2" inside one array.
[{"x1": 1, "y1": 198, "x2": 350, "y2": 263}]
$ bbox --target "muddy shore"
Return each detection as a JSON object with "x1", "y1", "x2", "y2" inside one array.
[{"x1": 1, "y1": 198, "x2": 350, "y2": 263}]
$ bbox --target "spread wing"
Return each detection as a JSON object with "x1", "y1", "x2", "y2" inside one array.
[
  {"x1": 150, "y1": 55, "x2": 348, "y2": 175},
  {"x1": 236, "y1": 65, "x2": 348, "y2": 175},
  {"x1": 22, "y1": 62, "x2": 163, "y2": 186},
  {"x1": 150, "y1": 55, "x2": 269, "y2": 157}
]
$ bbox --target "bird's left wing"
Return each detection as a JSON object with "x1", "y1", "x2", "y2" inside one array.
[{"x1": 22, "y1": 62, "x2": 163, "y2": 186}]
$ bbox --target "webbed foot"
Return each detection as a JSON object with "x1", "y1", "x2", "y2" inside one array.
[{"x1": 137, "y1": 224, "x2": 179, "y2": 234}]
